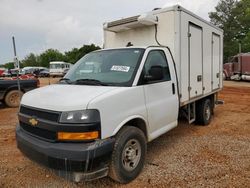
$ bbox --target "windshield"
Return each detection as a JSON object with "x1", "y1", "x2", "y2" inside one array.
[
  {"x1": 50, "y1": 64, "x2": 63, "y2": 69},
  {"x1": 64, "y1": 48, "x2": 145, "y2": 86}
]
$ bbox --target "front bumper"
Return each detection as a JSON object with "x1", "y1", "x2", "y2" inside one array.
[{"x1": 16, "y1": 125, "x2": 115, "y2": 181}]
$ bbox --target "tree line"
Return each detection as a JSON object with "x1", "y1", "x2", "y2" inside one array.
[
  {"x1": 1, "y1": 44, "x2": 100, "y2": 69},
  {"x1": 209, "y1": 0, "x2": 250, "y2": 62}
]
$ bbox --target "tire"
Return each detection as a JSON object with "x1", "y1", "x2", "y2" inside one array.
[
  {"x1": 195, "y1": 98, "x2": 212, "y2": 125},
  {"x1": 109, "y1": 126, "x2": 147, "y2": 184},
  {"x1": 4, "y1": 90, "x2": 23, "y2": 107},
  {"x1": 223, "y1": 73, "x2": 226, "y2": 80}
]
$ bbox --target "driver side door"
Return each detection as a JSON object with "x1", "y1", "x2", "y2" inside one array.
[{"x1": 139, "y1": 48, "x2": 179, "y2": 140}]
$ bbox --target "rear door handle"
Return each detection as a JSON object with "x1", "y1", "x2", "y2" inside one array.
[
  {"x1": 172, "y1": 83, "x2": 175, "y2": 95},
  {"x1": 197, "y1": 75, "x2": 202, "y2": 82}
]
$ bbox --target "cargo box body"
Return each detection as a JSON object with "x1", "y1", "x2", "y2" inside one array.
[{"x1": 103, "y1": 5, "x2": 223, "y2": 106}]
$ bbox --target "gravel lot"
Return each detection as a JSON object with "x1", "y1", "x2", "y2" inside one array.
[{"x1": 0, "y1": 79, "x2": 249, "y2": 187}]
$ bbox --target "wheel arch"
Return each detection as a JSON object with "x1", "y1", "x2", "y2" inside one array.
[
  {"x1": 197, "y1": 94, "x2": 215, "y2": 111},
  {"x1": 112, "y1": 116, "x2": 149, "y2": 141}
]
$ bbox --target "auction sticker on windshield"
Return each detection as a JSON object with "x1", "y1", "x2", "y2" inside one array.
[{"x1": 111, "y1": 65, "x2": 130, "y2": 72}]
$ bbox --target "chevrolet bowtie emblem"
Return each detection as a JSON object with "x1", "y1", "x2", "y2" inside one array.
[{"x1": 29, "y1": 118, "x2": 38, "y2": 126}]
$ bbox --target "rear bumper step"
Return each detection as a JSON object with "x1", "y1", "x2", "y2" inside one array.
[{"x1": 215, "y1": 100, "x2": 224, "y2": 105}]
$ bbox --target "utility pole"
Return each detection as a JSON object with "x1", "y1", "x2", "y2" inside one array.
[
  {"x1": 12, "y1": 36, "x2": 21, "y2": 95},
  {"x1": 239, "y1": 41, "x2": 242, "y2": 74},
  {"x1": 239, "y1": 42, "x2": 241, "y2": 54}
]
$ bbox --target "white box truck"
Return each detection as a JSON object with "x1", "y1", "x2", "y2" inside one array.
[{"x1": 16, "y1": 5, "x2": 223, "y2": 183}]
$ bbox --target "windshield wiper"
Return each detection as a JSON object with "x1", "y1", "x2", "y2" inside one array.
[
  {"x1": 59, "y1": 78, "x2": 72, "y2": 84},
  {"x1": 74, "y1": 79, "x2": 108, "y2": 86}
]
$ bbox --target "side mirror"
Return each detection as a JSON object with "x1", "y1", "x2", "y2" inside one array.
[{"x1": 144, "y1": 65, "x2": 164, "y2": 82}]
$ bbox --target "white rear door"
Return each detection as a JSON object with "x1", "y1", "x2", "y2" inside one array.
[
  {"x1": 212, "y1": 33, "x2": 220, "y2": 90},
  {"x1": 188, "y1": 23, "x2": 203, "y2": 99}
]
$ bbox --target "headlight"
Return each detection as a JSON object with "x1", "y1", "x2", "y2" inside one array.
[{"x1": 59, "y1": 109, "x2": 100, "y2": 124}]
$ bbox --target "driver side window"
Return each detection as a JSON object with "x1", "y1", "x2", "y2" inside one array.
[{"x1": 139, "y1": 50, "x2": 171, "y2": 85}]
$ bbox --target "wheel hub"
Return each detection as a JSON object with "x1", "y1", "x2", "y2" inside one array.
[
  {"x1": 122, "y1": 139, "x2": 141, "y2": 171},
  {"x1": 126, "y1": 147, "x2": 136, "y2": 160},
  {"x1": 10, "y1": 93, "x2": 19, "y2": 105},
  {"x1": 205, "y1": 105, "x2": 211, "y2": 120}
]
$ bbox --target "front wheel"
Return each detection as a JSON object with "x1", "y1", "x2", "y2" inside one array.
[{"x1": 109, "y1": 126, "x2": 146, "y2": 184}]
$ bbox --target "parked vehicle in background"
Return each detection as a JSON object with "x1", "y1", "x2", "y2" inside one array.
[
  {"x1": 9, "y1": 69, "x2": 21, "y2": 77},
  {"x1": 21, "y1": 67, "x2": 35, "y2": 75},
  {"x1": 38, "y1": 68, "x2": 50, "y2": 77},
  {"x1": 3, "y1": 70, "x2": 11, "y2": 77},
  {"x1": 223, "y1": 53, "x2": 250, "y2": 81},
  {"x1": 0, "y1": 79, "x2": 39, "y2": 107},
  {"x1": 11, "y1": 74, "x2": 37, "y2": 80},
  {"x1": 16, "y1": 5, "x2": 223, "y2": 184},
  {"x1": 21, "y1": 67, "x2": 47, "y2": 76},
  {"x1": 0, "y1": 68, "x2": 5, "y2": 77},
  {"x1": 0, "y1": 69, "x2": 19, "y2": 77},
  {"x1": 49, "y1": 61, "x2": 72, "y2": 77}
]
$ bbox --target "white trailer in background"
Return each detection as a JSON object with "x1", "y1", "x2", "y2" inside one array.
[
  {"x1": 104, "y1": 5, "x2": 223, "y2": 123},
  {"x1": 49, "y1": 61, "x2": 72, "y2": 77}
]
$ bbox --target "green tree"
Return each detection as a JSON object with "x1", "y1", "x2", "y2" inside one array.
[
  {"x1": 38, "y1": 49, "x2": 66, "y2": 67},
  {"x1": 1, "y1": 44, "x2": 101, "y2": 68},
  {"x1": 209, "y1": 0, "x2": 238, "y2": 62},
  {"x1": 22, "y1": 53, "x2": 38, "y2": 67},
  {"x1": 234, "y1": 0, "x2": 250, "y2": 52},
  {"x1": 64, "y1": 48, "x2": 80, "y2": 64},
  {"x1": 2, "y1": 62, "x2": 15, "y2": 69},
  {"x1": 209, "y1": 0, "x2": 250, "y2": 62},
  {"x1": 65, "y1": 44, "x2": 101, "y2": 64}
]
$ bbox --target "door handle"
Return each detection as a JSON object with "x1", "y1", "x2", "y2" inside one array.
[
  {"x1": 172, "y1": 83, "x2": 175, "y2": 95},
  {"x1": 197, "y1": 75, "x2": 202, "y2": 82}
]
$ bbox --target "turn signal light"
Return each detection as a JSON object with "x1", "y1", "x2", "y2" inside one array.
[{"x1": 57, "y1": 131, "x2": 99, "y2": 141}]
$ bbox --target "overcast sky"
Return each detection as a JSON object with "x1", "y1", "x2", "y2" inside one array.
[{"x1": 0, "y1": 0, "x2": 219, "y2": 64}]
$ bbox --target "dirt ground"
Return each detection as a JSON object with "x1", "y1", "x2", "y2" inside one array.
[{"x1": 0, "y1": 79, "x2": 249, "y2": 188}]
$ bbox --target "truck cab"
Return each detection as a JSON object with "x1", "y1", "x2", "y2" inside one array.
[
  {"x1": 16, "y1": 46, "x2": 179, "y2": 182},
  {"x1": 223, "y1": 53, "x2": 250, "y2": 81}
]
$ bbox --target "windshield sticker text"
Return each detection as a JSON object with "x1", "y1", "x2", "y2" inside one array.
[
  {"x1": 85, "y1": 62, "x2": 94, "y2": 65},
  {"x1": 111, "y1": 65, "x2": 130, "y2": 72}
]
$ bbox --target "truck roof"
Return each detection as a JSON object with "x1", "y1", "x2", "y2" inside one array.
[
  {"x1": 95, "y1": 46, "x2": 164, "y2": 52},
  {"x1": 240, "y1": 52, "x2": 250, "y2": 56},
  {"x1": 105, "y1": 5, "x2": 223, "y2": 33},
  {"x1": 231, "y1": 53, "x2": 250, "y2": 58}
]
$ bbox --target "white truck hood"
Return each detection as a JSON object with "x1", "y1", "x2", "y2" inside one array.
[{"x1": 21, "y1": 84, "x2": 118, "y2": 111}]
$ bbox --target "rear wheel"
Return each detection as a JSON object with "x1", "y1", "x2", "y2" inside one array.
[
  {"x1": 109, "y1": 126, "x2": 146, "y2": 184},
  {"x1": 195, "y1": 98, "x2": 212, "y2": 125},
  {"x1": 4, "y1": 90, "x2": 23, "y2": 107}
]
